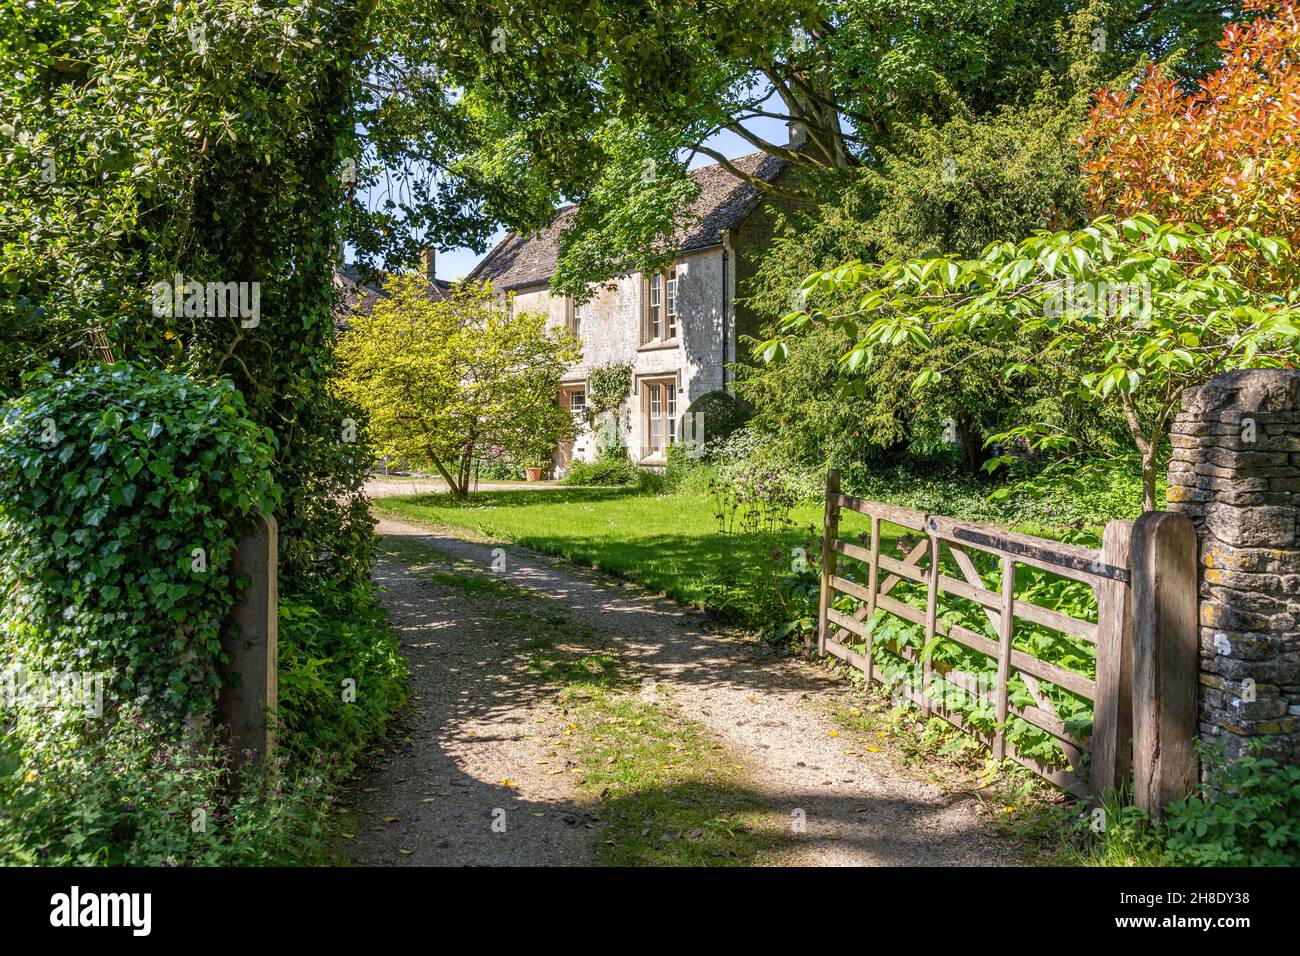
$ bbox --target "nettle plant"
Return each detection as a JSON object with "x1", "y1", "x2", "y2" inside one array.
[
  {"x1": 0, "y1": 364, "x2": 278, "y2": 722},
  {"x1": 709, "y1": 462, "x2": 808, "y2": 633},
  {"x1": 766, "y1": 216, "x2": 1300, "y2": 510}
]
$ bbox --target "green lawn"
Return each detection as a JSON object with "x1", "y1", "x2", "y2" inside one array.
[
  {"x1": 375, "y1": 486, "x2": 1102, "y2": 776},
  {"x1": 374, "y1": 487, "x2": 887, "y2": 610}
]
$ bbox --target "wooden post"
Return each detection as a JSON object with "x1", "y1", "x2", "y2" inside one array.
[
  {"x1": 220, "y1": 514, "x2": 279, "y2": 768},
  {"x1": 922, "y1": 534, "x2": 940, "y2": 716},
  {"x1": 1092, "y1": 519, "x2": 1133, "y2": 796},
  {"x1": 1131, "y1": 512, "x2": 1198, "y2": 814},
  {"x1": 816, "y1": 469, "x2": 841, "y2": 654},
  {"x1": 994, "y1": 555, "x2": 1015, "y2": 762},
  {"x1": 865, "y1": 515, "x2": 880, "y2": 684}
]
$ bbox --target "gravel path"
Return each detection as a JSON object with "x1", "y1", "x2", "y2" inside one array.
[
  {"x1": 348, "y1": 515, "x2": 1020, "y2": 866},
  {"x1": 342, "y1": 545, "x2": 597, "y2": 866}
]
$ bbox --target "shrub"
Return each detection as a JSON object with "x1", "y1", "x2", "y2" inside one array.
[
  {"x1": 0, "y1": 702, "x2": 336, "y2": 866},
  {"x1": 562, "y1": 455, "x2": 640, "y2": 486},
  {"x1": 0, "y1": 364, "x2": 278, "y2": 722},
  {"x1": 1163, "y1": 739, "x2": 1300, "y2": 866},
  {"x1": 679, "y1": 390, "x2": 749, "y2": 446},
  {"x1": 472, "y1": 458, "x2": 520, "y2": 481},
  {"x1": 278, "y1": 579, "x2": 407, "y2": 767}
]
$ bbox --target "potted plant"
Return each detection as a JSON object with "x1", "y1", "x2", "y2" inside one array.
[{"x1": 521, "y1": 448, "x2": 551, "y2": 482}]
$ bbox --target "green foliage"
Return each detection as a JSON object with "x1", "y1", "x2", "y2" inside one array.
[
  {"x1": 336, "y1": 277, "x2": 581, "y2": 496},
  {"x1": 370, "y1": 0, "x2": 1243, "y2": 291},
  {"x1": 1163, "y1": 740, "x2": 1300, "y2": 866},
  {"x1": 561, "y1": 456, "x2": 641, "y2": 487},
  {"x1": 0, "y1": 364, "x2": 278, "y2": 720},
  {"x1": 277, "y1": 579, "x2": 407, "y2": 768},
  {"x1": 0, "y1": 703, "x2": 336, "y2": 866},
  {"x1": 0, "y1": 0, "x2": 378, "y2": 596},
  {"x1": 679, "y1": 390, "x2": 749, "y2": 446},
  {"x1": 587, "y1": 362, "x2": 633, "y2": 424},
  {"x1": 1065, "y1": 739, "x2": 1300, "y2": 866},
  {"x1": 706, "y1": 461, "x2": 814, "y2": 636},
  {"x1": 778, "y1": 215, "x2": 1300, "y2": 508},
  {"x1": 473, "y1": 458, "x2": 521, "y2": 481},
  {"x1": 740, "y1": 98, "x2": 1122, "y2": 478}
]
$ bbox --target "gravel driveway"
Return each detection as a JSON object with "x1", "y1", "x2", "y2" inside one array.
[{"x1": 344, "y1": 514, "x2": 1022, "y2": 866}]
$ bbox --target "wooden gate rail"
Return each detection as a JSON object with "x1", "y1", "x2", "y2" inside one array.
[{"x1": 816, "y1": 470, "x2": 1134, "y2": 798}]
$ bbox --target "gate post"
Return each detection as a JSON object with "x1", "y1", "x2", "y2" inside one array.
[
  {"x1": 1131, "y1": 511, "x2": 1199, "y2": 813},
  {"x1": 1166, "y1": 369, "x2": 1300, "y2": 767},
  {"x1": 220, "y1": 513, "x2": 279, "y2": 768},
  {"x1": 1091, "y1": 519, "x2": 1133, "y2": 795},
  {"x1": 817, "y1": 469, "x2": 841, "y2": 653}
]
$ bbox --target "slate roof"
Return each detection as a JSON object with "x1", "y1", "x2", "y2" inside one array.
[
  {"x1": 466, "y1": 151, "x2": 788, "y2": 291},
  {"x1": 332, "y1": 262, "x2": 453, "y2": 330}
]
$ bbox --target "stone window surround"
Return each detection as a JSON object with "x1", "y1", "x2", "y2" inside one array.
[
  {"x1": 559, "y1": 381, "x2": 587, "y2": 414},
  {"x1": 636, "y1": 372, "x2": 681, "y2": 463},
  {"x1": 641, "y1": 264, "x2": 682, "y2": 348}
]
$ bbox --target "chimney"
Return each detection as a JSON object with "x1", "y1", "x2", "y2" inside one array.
[
  {"x1": 419, "y1": 247, "x2": 436, "y2": 282},
  {"x1": 787, "y1": 119, "x2": 807, "y2": 150}
]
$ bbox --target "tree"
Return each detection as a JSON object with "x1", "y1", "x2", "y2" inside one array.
[
  {"x1": 353, "y1": 0, "x2": 1244, "y2": 292},
  {"x1": 738, "y1": 97, "x2": 1110, "y2": 478},
  {"x1": 0, "y1": 0, "x2": 379, "y2": 589},
  {"x1": 1081, "y1": 0, "x2": 1300, "y2": 289},
  {"x1": 766, "y1": 216, "x2": 1300, "y2": 510},
  {"x1": 335, "y1": 277, "x2": 581, "y2": 497}
]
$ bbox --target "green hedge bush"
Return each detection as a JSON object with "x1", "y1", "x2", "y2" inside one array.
[
  {"x1": 561, "y1": 455, "x2": 641, "y2": 486},
  {"x1": 0, "y1": 364, "x2": 278, "y2": 721},
  {"x1": 0, "y1": 364, "x2": 409, "y2": 865}
]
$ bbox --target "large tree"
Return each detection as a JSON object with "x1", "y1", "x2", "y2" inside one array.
[
  {"x1": 352, "y1": 0, "x2": 1245, "y2": 292},
  {"x1": 737, "y1": 97, "x2": 1116, "y2": 478},
  {"x1": 335, "y1": 277, "x2": 581, "y2": 497}
]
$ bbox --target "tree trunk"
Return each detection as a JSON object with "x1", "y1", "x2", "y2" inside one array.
[
  {"x1": 958, "y1": 418, "x2": 983, "y2": 478},
  {"x1": 1141, "y1": 449, "x2": 1157, "y2": 514},
  {"x1": 427, "y1": 451, "x2": 464, "y2": 500}
]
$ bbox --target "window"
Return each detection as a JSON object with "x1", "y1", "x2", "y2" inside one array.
[
  {"x1": 642, "y1": 379, "x2": 678, "y2": 458},
  {"x1": 565, "y1": 296, "x2": 582, "y2": 338},
  {"x1": 560, "y1": 384, "x2": 586, "y2": 416},
  {"x1": 648, "y1": 274, "x2": 662, "y2": 341},
  {"x1": 643, "y1": 266, "x2": 679, "y2": 344},
  {"x1": 666, "y1": 268, "x2": 678, "y2": 339}
]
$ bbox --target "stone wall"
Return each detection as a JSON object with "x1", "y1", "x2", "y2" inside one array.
[{"x1": 1166, "y1": 369, "x2": 1300, "y2": 762}]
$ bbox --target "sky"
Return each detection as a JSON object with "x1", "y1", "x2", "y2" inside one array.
[{"x1": 386, "y1": 111, "x2": 790, "y2": 282}]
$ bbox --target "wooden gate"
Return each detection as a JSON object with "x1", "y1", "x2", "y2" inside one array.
[{"x1": 815, "y1": 470, "x2": 1134, "y2": 798}]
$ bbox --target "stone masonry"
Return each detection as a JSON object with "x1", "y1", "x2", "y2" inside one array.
[{"x1": 1166, "y1": 369, "x2": 1300, "y2": 763}]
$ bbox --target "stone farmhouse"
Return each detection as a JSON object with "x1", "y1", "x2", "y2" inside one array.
[{"x1": 465, "y1": 150, "x2": 796, "y2": 474}]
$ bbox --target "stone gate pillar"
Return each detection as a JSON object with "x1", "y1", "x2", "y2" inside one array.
[{"x1": 1166, "y1": 369, "x2": 1300, "y2": 764}]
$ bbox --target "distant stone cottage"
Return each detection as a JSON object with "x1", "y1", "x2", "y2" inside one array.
[{"x1": 465, "y1": 150, "x2": 798, "y2": 473}]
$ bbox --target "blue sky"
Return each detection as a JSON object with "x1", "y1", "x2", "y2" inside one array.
[{"x1": 414, "y1": 113, "x2": 790, "y2": 281}]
